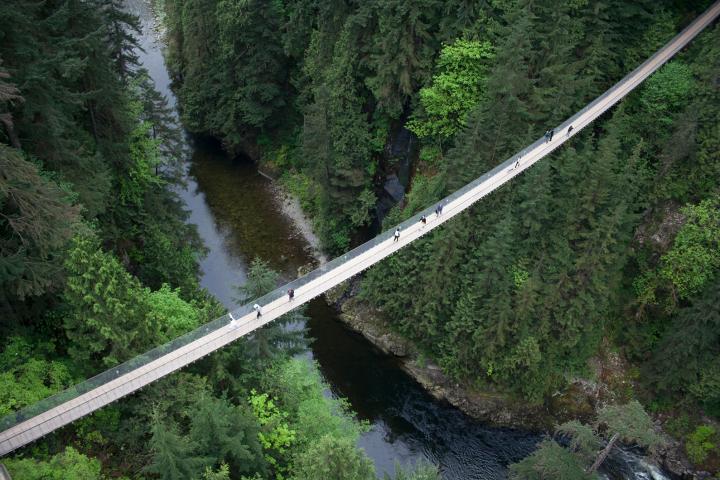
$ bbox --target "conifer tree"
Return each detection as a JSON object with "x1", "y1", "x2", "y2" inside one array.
[
  {"x1": 234, "y1": 258, "x2": 308, "y2": 364},
  {"x1": 0, "y1": 146, "x2": 80, "y2": 303},
  {"x1": 146, "y1": 413, "x2": 204, "y2": 480},
  {"x1": 98, "y1": 0, "x2": 143, "y2": 82},
  {"x1": 189, "y1": 394, "x2": 266, "y2": 476}
]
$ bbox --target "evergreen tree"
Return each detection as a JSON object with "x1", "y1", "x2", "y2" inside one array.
[
  {"x1": 0, "y1": 60, "x2": 23, "y2": 148},
  {"x1": 4, "y1": 447, "x2": 104, "y2": 480},
  {"x1": 510, "y1": 402, "x2": 661, "y2": 479},
  {"x1": 234, "y1": 258, "x2": 308, "y2": 363},
  {"x1": 290, "y1": 435, "x2": 375, "y2": 480},
  {"x1": 0, "y1": 146, "x2": 80, "y2": 306},
  {"x1": 651, "y1": 276, "x2": 720, "y2": 413},
  {"x1": 62, "y1": 230, "x2": 154, "y2": 367},
  {"x1": 146, "y1": 413, "x2": 204, "y2": 480},
  {"x1": 364, "y1": 0, "x2": 436, "y2": 118},
  {"x1": 189, "y1": 394, "x2": 266, "y2": 476},
  {"x1": 98, "y1": 0, "x2": 143, "y2": 82}
]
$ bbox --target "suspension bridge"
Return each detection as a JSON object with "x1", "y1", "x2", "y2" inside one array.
[{"x1": 2, "y1": 0, "x2": 719, "y2": 458}]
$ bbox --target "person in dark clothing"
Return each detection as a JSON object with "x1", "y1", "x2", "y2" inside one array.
[
  {"x1": 254, "y1": 303, "x2": 262, "y2": 318},
  {"x1": 420, "y1": 215, "x2": 427, "y2": 227},
  {"x1": 394, "y1": 228, "x2": 401, "y2": 242},
  {"x1": 545, "y1": 129, "x2": 554, "y2": 142},
  {"x1": 288, "y1": 288, "x2": 295, "y2": 301},
  {"x1": 435, "y1": 204, "x2": 443, "y2": 217},
  {"x1": 567, "y1": 125, "x2": 574, "y2": 137}
]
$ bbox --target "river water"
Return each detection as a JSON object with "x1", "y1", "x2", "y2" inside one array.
[{"x1": 126, "y1": 2, "x2": 670, "y2": 479}]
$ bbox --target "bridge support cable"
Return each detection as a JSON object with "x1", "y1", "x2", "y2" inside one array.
[{"x1": 1, "y1": 0, "x2": 719, "y2": 457}]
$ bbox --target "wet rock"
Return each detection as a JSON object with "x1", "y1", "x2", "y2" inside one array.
[
  {"x1": 338, "y1": 297, "x2": 413, "y2": 357},
  {"x1": 383, "y1": 174, "x2": 405, "y2": 203},
  {"x1": 334, "y1": 296, "x2": 556, "y2": 430}
]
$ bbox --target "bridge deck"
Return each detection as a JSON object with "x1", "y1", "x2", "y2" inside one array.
[{"x1": 2, "y1": 0, "x2": 719, "y2": 457}]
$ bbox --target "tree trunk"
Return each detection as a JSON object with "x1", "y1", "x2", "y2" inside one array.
[
  {"x1": 587, "y1": 432, "x2": 620, "y2": 474},
  {"x1": 87, "y1": 101, "x2": 99, "y2": 144}
]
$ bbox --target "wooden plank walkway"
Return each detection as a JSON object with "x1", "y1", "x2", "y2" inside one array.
[{"x1": 2, "y1": 0, "x2": 719, "y2": 458}]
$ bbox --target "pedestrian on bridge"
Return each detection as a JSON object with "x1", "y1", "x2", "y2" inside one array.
[
  {"x1": 394, "y1": 227, "x2": 401, "y2": 242},
  {"x1": 288, "y1": 288, "x2": 295, "y2": 301},
  {"x1": 254, "y1": 303, "x2": 262, "y2": 318},
  {"x1": 567, "y1": 125, "x2": 574, "y2": 137},
  {"x1": 435, "y1": 203, "x2": 443, "y2": 217},
  {"x1": 544, "y1": 129, "x2": 554, "y2": 143},
  {"x1": 420, "y1": 215, "x2": 427, "y2": 228}
]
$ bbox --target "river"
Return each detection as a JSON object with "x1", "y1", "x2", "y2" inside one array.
[{"x1": 126, "y1": 2, "x2": 670, "y2": 479}]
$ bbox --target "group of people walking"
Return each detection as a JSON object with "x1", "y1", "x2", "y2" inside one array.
[
  {"x1": 246, "y1": 123, "x2": 576, "y2": 327},
  {"x1": 544, "y1": 125, "x2": 574, "y2": 143},
  {"x1": 393, "y1": 203, "x2": 444, "y2": 243},
  {"x1": 250, "y1": 287, "x2": 294, "y2": 320}
]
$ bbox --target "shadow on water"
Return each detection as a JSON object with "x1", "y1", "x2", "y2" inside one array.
[{"x1": 306, "y1": 299, "x2": 539, "y2": 478}]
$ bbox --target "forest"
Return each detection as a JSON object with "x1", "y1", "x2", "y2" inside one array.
[
  {"x1": 0, "y1": 0, "x2": 442, "y2": 478},
  {"x1": 1, "y1": 0, "x2": 719, "y2": 478},
  {"x1": 160, "y1": 0, "x2": 720, "y2": 476}
]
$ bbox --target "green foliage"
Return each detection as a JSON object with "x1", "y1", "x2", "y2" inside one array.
[
  {"x1": 685, "y1": 425, "x2": 717, "y2": 465},
  {"x1": 555, "y1": 421, "x2": 600, "y2": 463},
  {"x1": 280, "y1": 171, "x2": 320, "y2": 219},
  {"x1": 0, "y1": 337, "x2": 74, "y2": 417},
  {"x1": 664, "y1": 413, "x2": 692, "y2": 437},
  {"x1": 249, "y1": 389, "x2": 296, "y2": 477},
  {"x1": 146, "y1": 413, "x2": 205, "y2": 480},
  {"x1": 597, "y1": 401, "x2": 663, "y2": 449},
  {"x1": 290, "y1": 435, "x2": 375, "y2": 480},
  {"x1": 658, "y1": 196, "x2": 720, "y2": 300},
  {"x1": 120, "y1": 101, "x2": 163, "y2": 208},
  {"x1": 0, "y1": 146, "x2": 80, "y2": 301},
  {"x1": 408, "y1": 39, "x2": 494, "y2": 139},
  {"x1": 509, "y1": 439, "x2": 597, "y2": 480},
  {"x1": 649, "y1": 274, "x2": 720, "y2": 412},
  {"x1": 202, "y1": 464, "x2": 230, "y2": 480},
  {"x1": 639, "y1": 62, "x2": 694, "y2": 127},
  {"x1": 146, "y1": 284, "x2": 200, "y2": 341},
  {"x1": 63, "y1": 229, "x2": 154, "y2": 367},
  {"x1": 510, "y1": 263, "x2": 530, "y2": 290},
  {"x1": 689, "y1": 362, "x2": 720, "y2": 417},
  {"x1": 262, "y1": 359, "x2": 364, "y2": 450},
  {"x1": 511, "y1": 401, "x2": 660, "y2": 478},
  {"x1": 4, "y1": 447, "x2": 104, "y2": 480},
  {"x1": 63, "y1": 230, "x2": 202, "y2": 368},
  {"x1": 188, "y1": 394, "x2": 266, "y2": 477},
  {"x1": 383, "y1": 462, "x2": 441, "y2": 480}
]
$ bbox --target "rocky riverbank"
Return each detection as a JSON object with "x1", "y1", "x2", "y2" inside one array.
[
  {"x1": 265, "y1": 174, "x2": 699, "y2": 478},
  {"x1": 326, "y1": 282, "x2": 585, "y2": 431},
  {"x1": 263, "y1": 170, "x2": 328, "y2": 266},
  {"x1": 325, "y1": 279, "x2": 707, "y2": 479}
]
